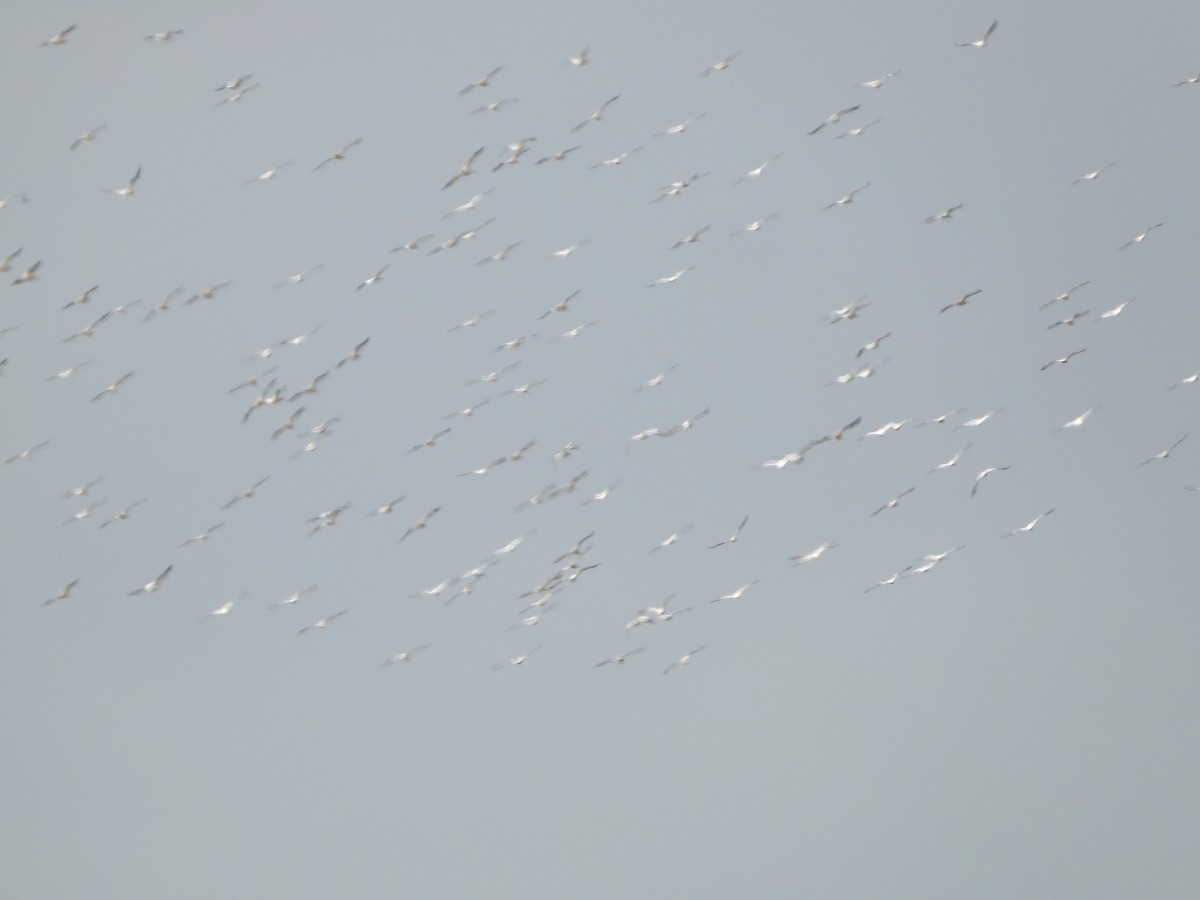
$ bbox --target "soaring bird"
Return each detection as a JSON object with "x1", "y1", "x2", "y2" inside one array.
[{"x1": 956, "y1": 19, "x2": 998, "y2": 48}]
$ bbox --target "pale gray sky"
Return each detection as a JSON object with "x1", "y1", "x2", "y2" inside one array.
[{"x1": 3, "y1": 2, "x2": 1199, "y2": 898}]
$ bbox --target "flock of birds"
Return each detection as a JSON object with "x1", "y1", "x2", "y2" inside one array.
[{"x1": 7, "y1": 19, "x2": 1198, "y2": 679}]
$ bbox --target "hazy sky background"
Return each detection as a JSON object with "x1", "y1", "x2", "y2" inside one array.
[{"x1": 3, "y1": 1, "x2": 1199, "y2": 898}]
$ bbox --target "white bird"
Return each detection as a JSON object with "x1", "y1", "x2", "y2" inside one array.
[
  {"x1": 548, "y1": 240, "x2": 589, "y2": 259},
  {"x1": 709, "y1": 515, "x2": 748, "y2": 549},
  {"x1": 865, "y1": 569, "x2": 910, "y2": 592},
  {"x1": 1169, "y1": 372, "x2": 1199, "y2": 390},
  {"x1": 1118, "y1": 223, "x2": 1164, "y2": 251},
  {"x1": 222, "y1": 476, "x2": 269, "y2": 510},
  {"x1": 268, "y1": 585, "x2": 318, "y2": 609},
  {"x1": 44, "y1": 579, "x2": 81, "y2": 606},
  {"x1": 925, "y1": 203, "x2": 964, "y2": 224},
  {"x1": 656, "y1": 113, "x2": 707, "y2": 137},
  {"x1": 571, "y1": 95, "x2": 620, "y2": 132},
  {"x1": 99, "y1": 499, "x2": 147, "y2": 528},
  {"x1": 834, "y1": 119, "x2": 883, "y2": 139},
  {"x1": 1040, "y1": 282, "x2": 1090, "y2": 311},
  {"x1": 636, "y1": 365, "x2": 677, "y2": 391},
  {"x1": 64, "y1": 498, "x2": 107, "y2": 525},
  {"x1": 700, "y1": 50, "x2": 742, "y2": 76},
  {"x1": 106, "y1": 165, "x2": 142, "y2": 197},
  {"x1": 244, "y1": 161, "x2": 293, "y2": 185},
  {"x1": 733, "y1": 213, "x2": 781, "y2": 235},
  {"x1": 465, "y1": 362, "x2": 519, "y2": 385},
  {"x1": 1059, "y1": 407, "x2": 1096, "y2": 430},
  {"x1": 735, "y1": 155, "x2": 780, "y2": 183},
  {"x1": 855, "y1": 70, "x2": 900, "y2": 88},
  {"x1": 398, "y1": 507, "x2": 441, "y2": 542},
  {"x1": 940, "y1": 289, "x2": 982, "y2": 313},
  {"x1": 1004, "y1": 510, "x2": 1055, "y2": 537},
  {"x1": 215, "y1": 74, "x2": 254, "y2": 91},
  {"x1": 808, "y1": 106, "x2": 860, "y2": 135},
  {"x1": 566, "y1": 47, "x2": 590, "y2": 67},
  {"x1": 1098, "y1": 298, "x2": 1133, "y2": 319},
  {"x1": 470, "y1": 97, "x2": 518, "y2": 114},
  {"x1": 391, "y1": 234, "x2": 435, "y2": 252},
  {"x1": 857, "y1": 333, "x2": 891, "y2": 358},
  {"x1": 871, "y1": 488, "x2": 915, "y2": 516},
  {"x1": 930, "y1": 444, "x2": 971, "y2": 473},
  {"x1": 713, "y1": 581, "x2": 759, "y2": 603},
  {"x1": 1073, "y1": 163, "x2": 1115, "y2": 184},
  {"x1": 1138, "y1": 434, "x2": 1188, "y2": 466},
  {"x1": 535, "y1": 146, "x2": 582, "y2": 164},
  {"x1": 1040, "y1": 349, "x2": 1087, "y2": 371},
  {"x1": 0, "y1": 248, "x2": 23, "y2": 272},
  {"x1": 828, "y1": 297, "x2": 871, "y2": 323},
  {"x1": 582, "y1": 481, "x2": 620, "y2": 505},
  {"x1": 648, "y1": 267, "x2": 695, "y2": 287},
  {"x1": 589, "y1": 146, "x2": 643, "y2": 169},
  {"x1": 957, "y1": 409, "x2": 1001, "y2": 429},
  {"x1": 956, "y1": 19, "x2": 998, "y2": 48},
  {"x1": 180, "y1": 523, "x2": 224, "y2": 547},
  {"x1": 459, "y1": 65, "x2": 503, "y2": 95},
  {"x1": 298, "y1": 610, "x2": 346, "y2": 635},
  {"x1": 42, "y1": 24, "x2": 77, "y2": 46},
  {"x1": 314, "y1": 138, "x2": 363, "y2": 171},
  {"x1": 790, "y1": 541, "x2": 837, "y2": 564},
  {"x1": 862, "y1": 419, "x2": 909, "y2": 438},
  {"x1": 70, "y1": 125, "x2": 106, "y2": 151},
  {"x1": 145, "y1": 30, "x2": 183, "y2": 42},
  {"x1": 90, "y1": 371, "x2": 135, "y2": 403},
  {"x1": 62, "y1": 477, "x2": 104, "y2": 498},
  {"x1": 355, "y1": 264, "x2": 389, "y2": 291},
  {"x1": 821, "y1": 182, "x2": 870, "y2": 210},
  {"x1": 1174, "y1": 74, "x2": 1200, "y2": 87},
  {"x1": 407, "y1": 428, "x2": 451, "y2": 454},
  {"x1": 651, "y1": 525, "x2": 692, "y2": 552},
  {"x1": 12, "y1": 259, "x2": 42, "y2": 285},
  {"x1": 272, "y1": 264, "x2": 323, "y2": 289},
  {"x1": 596, "y1": 648, "x2": 645, "y2": 667},
  {"x1": 212, "y1": 83, "x2": 259, "y2": 107},
  {"x1": 663, "y1": 647, "x2": 705, "y2": 675},
  {"x1": 45, "y1": 360, "x2": 91, "y2": 381},
  {"x1": 307, "y1": 502, "x2": 351, "y2": 535},
  {"x1": 1048, "y1": 310, "x2": 1089, "y2": 329},
  {"x1": 971, "y1": 465, "x2": 1011, "y2": 497},
  {"x1": 367, "y1": 496, "x2": 405, "y2": 516},
  {"x1": 197, "y1": 595, "x2": 242, "y2": 622},
  {"x1": 381, "y1": 644, "x2": 432, "y2": 667},
  {"x1": 128, "y1": 564, "x2": 173, "y2": 596},
  {"x1": 493, "y1": 646, "x2": 541, "y2": 669},
  {"x1": 476, "y1": 242, "x2": 522, "y2": 265}
]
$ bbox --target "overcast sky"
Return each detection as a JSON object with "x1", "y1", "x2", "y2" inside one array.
[{"x1": 3, "y1": 1, "x2": 1199, "y2": 898}]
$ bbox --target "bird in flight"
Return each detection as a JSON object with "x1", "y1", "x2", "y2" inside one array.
[
  {"x1": 1098, "y1": 298, "x2": 1133, "y2": 319},
  {"x1": 314, "y1": 138, "x2": 363, "y2": 171},
  {"x1": 442, "y1": 146, "x2": 485, "y2": 190},
  {"x1": 1004, "y1": 510, "x2": 1055, "y2": 537},
  {"x1": 42, "y1": 24, "x2": 76, "y2": 46},
  {"x1": 355, "y1": 264, "x2": 388, "y2": 291},
  {"x1": 459, "y1": 66, "x2": 503, "y2": 95},
  {"x1": 940, "y1": 289, "x2": 982, "y2": 313},
  {"x1": 664, "y1": 647, "x2": 705, "y2": 675},
  {"x1": 713, "y1": 581, "x2": 759, "y2": 603},
  {"x1": 44, "y1": 579, "x2": 81, "y2": 606},
  {"x1": 735, "y1": 155, "x2": 781, "y2": 184},
  {"x1": 596, "y1": 648, "x2": 645, "y2": 667},
  {"x1": 1118, "y1": 223, "x2": 1164, "y2": 251},
  {"x1": 700, "y1": 50, "x2": 741, "y2": 76},
  {"x1": 855, "y1": 70, "x2": 900, "y2": 88},
  {"x1": 709, "y1": 514, "x2": 748, "y2": 549},
  {"x1": 106, "y1": 165, "x2": 142, "y2": 197},
  {"x1": 298, "y1": 611, "x2": 346, "y2": 635},
  {"x1": 536, "y1": 146, "x2": 582, "y2": 165},
  {"x1": 381, "y1": 644, "x2": 433, "y2": 667},
  {"x1": 571, "y1": 95, "x2": 620, "y2": 132},
  {"x1": 1040, "y1": 350, "x2": 1086, "y2": 371},
  {"x1": 872, "y1": 487, "x2": 915, "y2": 516},
  {"x1": 145, "y1": 30, "x2": 183, "y2": 42},
  {"x1": 971, "y1": 465, "x2": 1010, "y2": 497},
  {"x1": 925, "y1": 203, "x2": 964, "y2": 224},
  {"x1": 12, "y1": 259, "x2": 42, "y2": 285},
  {"x1": 566, "y1": 48, "x2": 591, "y2": 67},
  {"x1": 835, "y1": 119, "x2": 882, "y2": 139},
  {"x1": 791, "y1": 541, "x2": 837, "y2": 564},
  {"x1": 1138, "y1": 434, "x2": 1188, "y2": 466},
  {"x1": 70, "y1": 125, "x2": 106, "y2": 151},
  {"x1": 957, "y1": 19, "x2": 998, "y2": 48},
  {"x1": 821, "y1": 183, "x2": 870, "y2": 210},
  {"x1": 808, "y1": 106, "x2": 860, "y2": 135},
  {"x1": 930, "y1": 444, "x2": 971, "y2": 473},
  {"x1": 1047, "y1": 310, "x2": 1089, "y2": 329},
  {"x1": 1073, "y1": 163, "x2": 1115, "y2": 184},
  {"x1": 1040, "y1": 282, "x2": 1089, "y2": 311},
  {"x1": 656, "y1": 113, "x2": 707, "y2": 137},
  {"x1": 128, "y1": 564, "x2": 173, "y2": 596}
]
